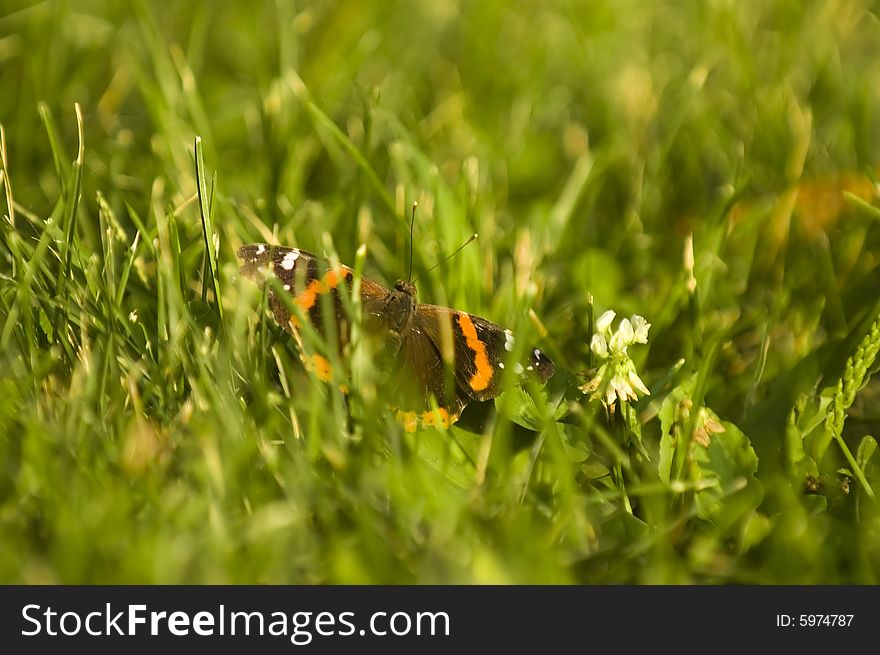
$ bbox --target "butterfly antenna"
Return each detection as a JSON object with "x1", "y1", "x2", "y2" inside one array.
[
  {"x1": 415, "y1": 233, "x2": 479, "y2": 282},
  {"x1": 407, "y1": 201, "x2": 417, "y2": 283}
]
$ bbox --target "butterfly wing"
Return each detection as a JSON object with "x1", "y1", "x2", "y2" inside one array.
[
  {"x1": 238, "y1": 243, "x2": 390, "y2": 333},
  {"x1": 387, "y1": 322, "x2": 468, "y2": 430},
  {"x1": 237, "y1": 243, "x2": 391, "y2": 380},
  {"x1": 401, "y1": 304, "x2": 555, "y2": 408},
  {"x1": 413, "y1": 305, "x2": 554, "y2": 401}
]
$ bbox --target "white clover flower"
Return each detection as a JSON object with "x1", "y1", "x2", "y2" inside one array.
[
  {"x1": 596, "y1": 310, "x2": 617, "y2": 333},
  {"x1": 609, "y1": 318, "x2": 634, "y2": 353},
  {"x1": 631, "y1": 314, "x2": 651, "y2": 344},
  {"x1": 581, "y1": 310, "x2": 652, "y2": 409},
  {"x1": 627, "y1": 367, "x2": 650, "y2": 397},
  {"x1": 591, "y1": 312, "x2": 651, "y2": 359},
  {"x1": 610, "y1": 373, "x2": 632, "y2": 403}
]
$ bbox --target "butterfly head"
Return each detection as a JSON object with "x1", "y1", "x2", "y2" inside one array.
[
  {"x1": 381, "y1": 279, "x2": 418, "y2": 333},
  {"x1": 393, "y1": 279, "x2": 417, "y2": 297}
]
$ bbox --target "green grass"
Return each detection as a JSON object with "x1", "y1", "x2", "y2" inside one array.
[{"x1": 2, "y1": 0, "x2": 880, "y2": 584}]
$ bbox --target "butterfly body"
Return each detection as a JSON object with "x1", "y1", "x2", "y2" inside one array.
[{"x1": 237, "y1": 243, "x2": 554, "y2": 430}]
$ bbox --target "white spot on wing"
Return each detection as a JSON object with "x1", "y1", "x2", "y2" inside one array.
[
  {"x1": 498, "y1": 362, "x2": 505, "y2": 369},
  {"x1": 283, "y1": 284, "x2": 290, "y2": 291},
  {"x1": 281, "y1": 249, "x2": 299, "y2": 270},
  {"x1": 504, "y1": 329, "x2": 515, "y2": 352},
  {"x1": 256, "y1": 244, "x2": 266, "y2": 255}
]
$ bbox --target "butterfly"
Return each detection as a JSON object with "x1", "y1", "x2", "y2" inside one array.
[{"x1": 237, "y1": 243, "x2": 554, "y2": 431}]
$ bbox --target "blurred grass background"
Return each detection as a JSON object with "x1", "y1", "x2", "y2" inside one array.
[{"x1": 1, "y1": 0, "x2": 880, "y2": 583}]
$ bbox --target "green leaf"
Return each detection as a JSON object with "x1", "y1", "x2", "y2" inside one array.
[
  {"x1": 658, "y1": 382, "x2": 688, "y2": 483},
  {"x1": 408, "y1": 429, "x2": 476, "y2": 490},
  {"x1": 562, "y1": 440, "x2": 590, "y2": 463},
  {"x1": 692, "y1": 419, "x2": 759, "y2": 519},
  {"x1": 38, "y1": 308, "x2": 54, "y2": 342},
  {"x1": 857, "y1": 435, "x2": 877, "y2": 469},
  {"x1": 621, "y1": 401, "x2": 648, "y2": 459},
  {"x1": 543, "y1": 365, "x2": 584, "y2": 419},
  {"x1": 496, "y1": 383, "x2": 551, "y2": 432}
]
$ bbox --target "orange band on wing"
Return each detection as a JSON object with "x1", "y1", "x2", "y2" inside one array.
[
  {"x1": 457, "y1": 313, "x2": 493, "y2": 392},
  {"x1": 289, "y1": 267, "x2": 349, "y2": 327}
]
